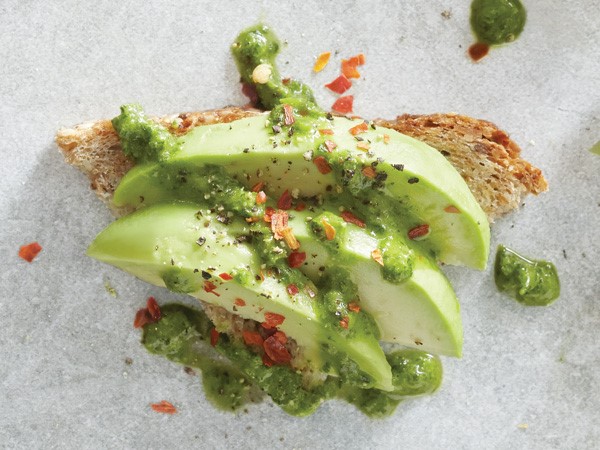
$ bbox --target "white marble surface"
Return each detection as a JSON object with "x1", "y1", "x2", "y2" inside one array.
[{"x1": 1, "y1": 1, "x2": 599, "y2": 448}]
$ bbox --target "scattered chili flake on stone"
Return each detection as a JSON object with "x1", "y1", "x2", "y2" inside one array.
[
  {"x1": 263, "y1": 336, "x2": 292, "y2": 364},
  {"x1": 325, "y1": 74, "x2": 352, "y2": 94},
  {"x1": 331, "y1": 95, "x2": 354, "y2": 114},
  {"x1": 313, "y1": 156, "x2": 332, "y2": 174},
  {"x1": 341, "y1": 211, "x2": 366, "y2": 228},
  {"x1": 371, "y1": 249, "x2": 384, "y2": 266},
  {"x1": 339, "y1": 316, "x2": 349, "y2": 329},
  {"x1": 234, "y1": 298, "x2": 246, "y2": 307},
  {"x1": 277, "y1": 190, "x2": 293, "y2": 210},
  {"x1": 408, "y1": 224, "x2": 430, "y2": 240},
  {"x1": 468, "y1": 42, "x2": 489, "y2": 62},
  {"x1": 287, "y1": 251, "x2": 307, "y2": 268},
  {"x1": 348, "y1": 302, "x2": 361, "y2": 313},
  {"x1": 349, "y1": 122, "x2": 368, "y2": 135},
  {"x1": 218, "y1": 273, "x2": 233, "y2": 281},
  {"x1": 243, "y1": 330, "x2": 264, "y2": 347},
  {"x1": 362, "y1": 166, "x2": 376, "y2": 178},
  {"x1": 19, "y1": 242, "x2": 42, "y2": 262},
  {"x1": 210, "y1": 328, "x2": 219, "y2": 347},
  {"x1": 313, "y1": 51, "x2": 331, "y2": 72},
  {"x1": 341, "y1": 54, "x2": 365, "y2": 79},
  {"x1": 146, "y1": 297, "x2": 161, "y2": 321},
  {"x1": 324, "y1": 140, "x2": 337, "y2": 152},
  {"x1": 151, "y1": 400, "x2": 177, "y2": 415},
  {"x1": 321, "y1": 218, "x2": 336, "y2": 240},
  {"x1": 286, "y1": 284, "x2": 300, "y2": 296},
  {"x1": 256, "y1": 191, "x2": 267, "y2": 205},
  {"x1": 283, "y1": 104, "x2": 295, "y2": 125},
  {"x1": 444, "y1": 205, "x2": 460, "y2": 214},
  {"x1": 133, "y1": 308, "x2": 152, "y2": 329}
]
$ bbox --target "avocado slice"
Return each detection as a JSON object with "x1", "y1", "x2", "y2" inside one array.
[
  {"x1": 113, "y1": 114, "x2": 490, "y2": 269},
  {"x1": 87, "y1": 203, "x2": 393, "y2": 391}
]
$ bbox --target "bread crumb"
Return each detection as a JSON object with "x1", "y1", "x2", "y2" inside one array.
[{"x1": 517, "y1": 423, "x2": 529, "y2": 429}]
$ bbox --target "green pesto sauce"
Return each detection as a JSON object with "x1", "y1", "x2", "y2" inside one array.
[
  {"x1": 494, "y1": 245, "x2": 560, "y2": 306},
  {"x1": 112, "y1": 104, "x2": 180, "y2": 163},
  {"x1": 143, "y1": 303, "x2": 442, "y2": 417},
  {"x1": 470, "y1": 0, "x2": 527, "y2": 45}
]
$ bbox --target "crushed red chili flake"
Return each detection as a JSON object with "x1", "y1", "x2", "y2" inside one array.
[
  {"x1": 408, "y1": 224, "x2": 430, "y2": 240},
  {"x1": 356, "y1": 142, "x2": 370, "y2": 151},
  {"x1": 283, "y1": 104, "x2": 295, "y2": 125},
  {"x1": 349, "y1": 122, "x2": 368, "y2": 135},
  {"x1": 287, "y1": 251, "x2": 306, "y2": 268},
  {"x1": 19, "y1": 242, "x2": 42, "y2": 262},
  {"x1": 468, "y1": 42, "x2": 489, "y2": 62},
  {"x1": 146, "y1": 297, "x2": 161, "y2": 321},
  {"x1": 361, "y1": 166, "x2": 376, "y2": 178},
  {"x1": 319, "y1": 129, "x2": 334, "y2": 135},
  {"x1": 371, "y1": 249, "x2": 384, "y2": 266},
  {"x1": 151, "y1": 400, "x2": 177, "y2": 414},
  {"x1": 339, "y1": 316, "x2": 349, "y2": 329},
  {"x1": 341, "y1": 211, "x2": 366, "y2": 228},
  {"x1": 332, "y1": 95, "x2": 354, "y2": 114},
  {"x1": 251, "y1": 181, "x2": 265, "y2": 192},
  {"x1": 264, "y1": 206, "x2": 275, "y2": 222},
  {"x1": 444, "y1": 205, "x2": 460, "y2": 214},
  {"x1": 262, "y1": 312, "x2": 286, "y2": 329},
  {"x1": 313, "y1": 51, "x2": 331, "y2": 72},
  {"x1": 234, "y1": 298, "x2": 246, "y2": 307},
  {"x1": 256, "y1": 191, "x2": 267, "y2": 205},
  {"x1": 324, "y1": 140, "x2": 337, "y2": 152},
  {"x1": 277, "y1": 190, "x2": 293, "y2": 210},
  {"x1": 341, "y1": 54, "x2": 365, "y2": 79},
  {"x1": 313, "y1": 156, "x2": 332, "y2": 174},
  {"x1": 273, "y1": 330, "x2": 288, "y2": 345},
  {"x1": 294, "y1": 202, "x2": 306, "y2": 212},
  {"x1": 321, "y1": 218, "x2": 336, "y2": 240},
  {"x1": 270, "y1": 210, "x2": 289, "y2": 239},
  {"x1": 243, "y1": 330, "x2": 264, "y2": 347},
  {"x1": 210, "y1": 328, "x2": 219, "y2": 347},
  {"x1": 133, "y1": 308, "x2": 152, "y2": 329},
  {"x1": 263, "y1": 335, "x2": 292, "y2": 364},
  {"x1": 218, "y1": 272, "x2": 233, "y2": 281},
  {"x1": 203, "y1": 281, "x2": 221, "y2": 297},
  {"x1": 262, "y1": 353, "x2": 274, "y2": 367},
  {"x1": 325, "y1": 74, "x2": 352, "y2": 94},
  {"x1": 286, "y1": 284, "x2": 300, "y2": 296},
  {"x1": 348, "y1": 302, "x2": 361, "y2": 313}
]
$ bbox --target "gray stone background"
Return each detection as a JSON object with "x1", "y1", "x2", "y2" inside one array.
[{"x1": 1, "y1": 1, "x2": 598, "y2": 448}]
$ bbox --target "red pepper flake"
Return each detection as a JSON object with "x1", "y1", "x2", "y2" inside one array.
[
  {"x1": 339, "y1": 316, "x2": 349, "y2": 329},
  {"x1": 251, "y1": 181, "x2": 265, "y2": 192},
  {"x1": 218, "y1": 272, "x2": 233, "y2": 281},
  {"x1": 468, "y1": 42, "x2": 490, "y2": 62},
  {"x1": 283, "y1": 104, "x2": 295, "y2": 126},
  {"x1": 383, "y1": 134, "x2": 390, "y2": 144},
  {"x1": 361, "y1": 166, "x2": 376, "y2": 178},
  {"x1": 273, "y1": 330, "x2": 288, "y2": 345},
  {"x1": 341, "y1": 54, "x2": 365, "y2": 79},
  {"x1": 19, "y1": 242, "x2": 42, "y2": 262},
  {"x1": 270, "y1": 210, "x2": 289, "y2": 239},
  {"x1": 203, "y1": 280, "x2": 221, "y2": 297},
  {"x1": 133, "y1": 308, "x2": 152, "y2": 329},
  {"x1": 277, "y1": 189, "x2": 293, "y2": 210},
  {"x1": 262, "y1": 312, "x2": 286, "y2": 328},
  {"x1": 321, "y1": 218, "x2": 336, "y2": 240},
  {"x1": 371, "y1": 249, "x2": 384, "y2": 266},
  {"x1": 349, "y1": 122, "x2": 368, "y2": 135},
  {"x1": 324, "y1": 140, "x2": 337, "y2": 153},
  {"x1": 151, "y1": 400, "x2": 177, "y2": 415},
  {"x1": 256, "y1": 191, "x2": 267, "y2": 205},
  {"x1": 210, "y1": 328, "x2": 219, "y2": 347},
  {"x1": 313, "y1": 51, "x2": 331, "y2": 72},
  {"x1": 262, "y1": 353, "x2": 274, "y2": 367},
  {"x1": 319, "y1": 129, "x2": 334, "y2": 135},
  {"x1": 408, "y1": 224, "x2": 430, "y2": 240},
  {"x1": 264, "y1": 206, "x2": 275, "y2": 223},
  {"x1": 243, "y1": 330, "x2": 264, "y2": 347},
  {"x1": 263, "y1": 335, "x2": 292, "y2": 364},
  {"x1": 356, "y1": 142, "x2": 370, "y2": 151},
  {"x1": 234, "y1": 298, "x2": 246, "y2": 307},
  {"x1": 325, "y1": 74, "x2": 352, "y2": 94},
  {"x1": 332, "y1": 95, "x2": 354, "y2": 114},
  {"x1": 313, "y1": 156, "x2": 332, "y2": 174},
  {"x1": 348, "y1": 302, "x2": 361, "y2": 313},
  {"x1": 444, "y1": 205, "x2": 460, "y2": 214},
  {"x1": 294, "y1": 202, "x2": 306, "y2": 212},
  {"x1": 146, "y1": 297, "x2": 161, "y2": 321},
  {"x1": 287, "y1": 251, "x2": 306, "y2": 268},
  {"x1": 341, "y1": 211, "x2": 366, "y2": 228},
  {"x1": 286, "y1": 284, "x2": 299, "y2": 296}
]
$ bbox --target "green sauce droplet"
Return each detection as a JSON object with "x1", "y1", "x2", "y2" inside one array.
[{"x1": 470, "y1": 0, "x2": 527, "y2": 46}]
